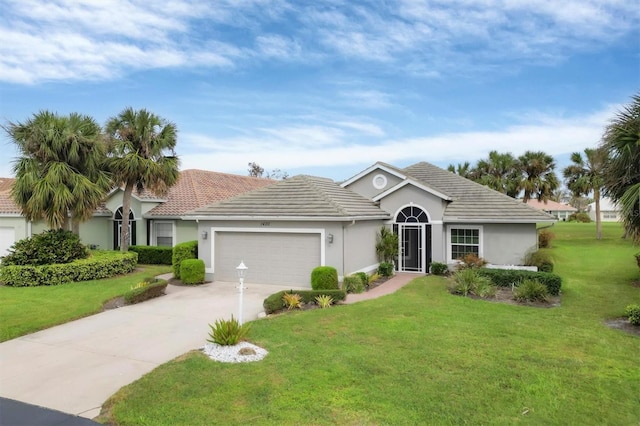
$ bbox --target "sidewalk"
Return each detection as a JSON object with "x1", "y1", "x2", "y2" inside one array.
[{"x1": 345, "y1": 272, "x2": 420, "y2": 304}]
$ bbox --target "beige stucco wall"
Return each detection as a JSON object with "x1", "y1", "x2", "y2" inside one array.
[
  {"x1": 0, "y1": 216, "x2": 29, "y2": 241},
  {"x1": 344, "y1": 169, "x2": 404, "y2": 200},
  {"x1": 479, "y1": 223, "x2": 537, "y2": 265},
  {"x1": 78, "y1": 217, "x2": 111, "y2": 249},
  {"x1": 342, "y1": 220, "x2": 382, "y2": 275},
  {"x1": 378, "y1": 184, "x2": 447, "y2": 222},
  {"x1": 175, "y1": 220, "x2": 197, "y2": 244}
]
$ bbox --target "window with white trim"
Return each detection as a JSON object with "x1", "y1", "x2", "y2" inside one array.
[
  {"x1": 450, "y1": 227, "x2": 481, "y2": 260},
  {"x1": 154, "y1": 221, "x2": 174, "y2": 247}
]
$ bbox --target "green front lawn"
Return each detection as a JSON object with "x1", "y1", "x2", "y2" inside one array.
[
  {"x1": 0, "y1": 264, "x2": 171, "y2": 342},
  {"x1": 100, "y1": 222, "x2": 640, "y2": 425}
]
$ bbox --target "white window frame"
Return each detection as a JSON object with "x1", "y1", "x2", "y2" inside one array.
[
  {"x1": 447, "y1": 225, "x2": 483, "y2": 263},
  {"x1": 153, "y1": 220, "x2": 176, "y2": 247}
]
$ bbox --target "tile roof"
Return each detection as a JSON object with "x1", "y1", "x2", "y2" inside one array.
[
  {"x1": 146, "y1": 169, "x2": 275, "y2": 217},
  {"x1": 0, "y1": 178, "x2": 21, "y2": 215},
  {"x1": 189, "y1": 174, "x2": 390, "y2": 220},
  {"x1": 402, "y1": 162, "x2": 555, "y2": 222},
  {"x1": 526, "y1": 199, "x2": 576, "y2": 212}
]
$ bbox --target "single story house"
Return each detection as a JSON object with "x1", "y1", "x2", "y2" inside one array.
[
  {"x1": 588, "y1": 197, "x2": 621, "y2": 222},
  {"x1": 0, "y1": 170, "x2": 273, "y2": 256},
  {"x1": 187, "y1": 162, "x2": 555, "y2": 287},
  {"x1": 526, "y1": 199, "x2": 577, "y2": 221}
]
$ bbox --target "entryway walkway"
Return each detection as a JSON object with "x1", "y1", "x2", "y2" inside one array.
[{"x1": 345, "y1": 272, "x2": 420, "y2": 304}]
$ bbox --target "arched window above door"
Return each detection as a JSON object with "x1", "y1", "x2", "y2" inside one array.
[
  {"x1": 395, "y1": 205, "x2": 429, "y2": 223},
  {"x1": 114, "y1": 207, "x2": 135, "y2": 221}
]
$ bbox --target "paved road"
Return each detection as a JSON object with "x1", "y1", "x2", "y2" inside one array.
[{"x1": 0, "y1": 280, "x2": 302, "y2": 420}]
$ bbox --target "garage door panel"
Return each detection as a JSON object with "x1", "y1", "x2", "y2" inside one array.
[{"x1": 214, "y1": 232, "x2": 320, "y2": 287}]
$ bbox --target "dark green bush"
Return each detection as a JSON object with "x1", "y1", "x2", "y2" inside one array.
[
  {"x1": 172, "y1": 240, "x2": 198, "y2": 279},
  {"x1": 538, "y1": 230, "x2": 555, "y2": 248},
  {"x1": 123, "y1": 279, "x2": 168, "y2": 304},
  {"x1": 311, "y1": 266, "x2": 339, "y2": 290},
  {"x1": 476, "y1": 268, "x2": 561, "y2": 296},
  {"x1": 0, "y1": 251, "x2": 138, "y2": 287},
  {"x1": 525, "y1": 250, "x2": 554, "y2": 272},
  {"x1": 430, "y1": 262, "x2": 448, "y2": 275},
  {"x1": 343, "y1": 275, "x2": 366, "y2": 294},
  {"x1": 1, "y1": 229, "x2": 88, "y2": 266},
  {"x1": 568, "y1": 212, "x2": 591, "y2": 223},
  {"x1": 264, "y1": 289, "x2": 347, "y2": 314},
  {"x1": 625, "y1": 304, "x2": 640, "y2": 326},
  {"x1": 129, "y1": 246, "x2": 172, "y2": 264},
  {"x1": 180, "y1": 258, "x2": 205, "y2": 285},
  {"x1": 378, "y1": 262, "x2": 394, "y2": 277},
  {"x1": 354, "y1": 272, "x2": 368, "y2": 286}
]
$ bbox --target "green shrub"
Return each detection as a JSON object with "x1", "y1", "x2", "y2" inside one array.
[
  {"x1": 457, "y1": 253, "x2": 487, "y2": 269},
  {"x1": 172, "y1": 240, "x2": 198, "y2": 279},
  {"x1": 568, "y1": 212, "x2": 591, "y2": 223},
  {"x1": 311, "y1": 266, "x2": 339, "y2": 290},
  {"x1": 538, "y1": 230, "x2": 555, "y2": 248},
  {"x1": 525, "y1": 250, "x2": 554, "y2": 272},
  {"x1": 430, "y1": 262, "x2": 448, "y2": 275},
  {"x1": 282, "y1": 293, "x2": 303, "y2": 310},
  {"x1": 343, "y1": 275, "x2": 366, "y2": 294},
  {"x1": 635, "y1": 253, "x2": 640, "y2": 269},
  {"x1": 355, "y1": 272, "x2": 368, "y2": 286},
  {"x1": 448, "y1": 269, "x2": 495, "y2": 298},
  {"x1": 1, "y1": 229, "x2": 88, "y2": 266},
  {"x1": 625, "y1": 304, "x2": 640, "y2": 326},
  {"x1": 207, "y1": 316, "x2": 250, "y2": 346},
  {"x1": 513, "y1": 279, "x2": 550, "y2": 302},
  {"x1": 378, "y1": 262, "x2": 394, "y2": 277},
  {"x1": 0, "y1": 251, "x2": 138, "y2": 287},
  {"x1": 264, "y1": 289, "x2": 347, "y2": 314},
  {"x1": 315, "y1": 294, "x2": 333, "y2": 308},
  {"x1": 476, "y1": 268, "x2": 562, "y2": 296},
  {"x1": 129, "y1": 246, "x2": 172, "y2": 264},
  {"x1": 180, "y1": 259, "x2": 205, "y2": 285},
  {"x1": 123, "y1": 279, "x2": 167, "y2": 304}
]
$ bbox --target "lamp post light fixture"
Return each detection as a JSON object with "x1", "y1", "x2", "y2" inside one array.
[{"x1": 236, "y1": 261, "x2": 248, "y2": 325}]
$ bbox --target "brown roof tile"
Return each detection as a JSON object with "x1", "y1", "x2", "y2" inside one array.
[
  {"x1": 0, "y1": 178, "x2": 21, "y2": 214},
  {"x1": 146, "y1": 169, "x2": 275, "y2": 217}
]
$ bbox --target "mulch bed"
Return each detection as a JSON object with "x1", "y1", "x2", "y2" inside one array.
[{"x1": 604, "y1": 318, "x2": 640, "y2": 337}]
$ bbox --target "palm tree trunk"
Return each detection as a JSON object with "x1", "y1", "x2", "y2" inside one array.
[
  {"x1": 594, "y1": 188, "x2": 602, "y2": 240},
  {"x1": 120, "y1": 181, "x2": 134, "y2": 252}
]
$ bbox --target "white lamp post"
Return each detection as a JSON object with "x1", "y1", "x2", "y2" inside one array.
[{"x1": 236, "y1": 261, "x2": 248, "y2": 325}]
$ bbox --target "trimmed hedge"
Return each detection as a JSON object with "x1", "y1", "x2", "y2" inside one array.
[
  {"x1": 264, "y1": 289, "x2": 347, "y2": 314},
  {"x1": 0, "y1": 251, "x2": 138, "y2": 287},
  {"x1": 172, "y1": 240, "x2": 198, "y2": 279},
  {"x1": 180, "y1": 259, "x2": 205, "y2": 285},
  {"x1": 311, "y1": 266, "x2": 339, "y2": 290},
  {"x1": 476, "y1": 268, "x2": 562, "y2": 296},
  {"x1": 129, "y1": 246, "x2": 173, "y2": 265},
  {"x1": 124, "y1": 279, "x2": 168, "y2": 304}
]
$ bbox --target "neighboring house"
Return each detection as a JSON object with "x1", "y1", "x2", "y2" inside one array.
[
  {"x1": 526, "y1": 199, "x2": 577, "y2": 221},
  {"x1": 188, "y1": 162, "x2": 555, "y2": 287},
  {"x1": 588, "y1": 197, "x2": 621, "y2": 222},
  {"x1": 0, "y1": 170, "x2": 273, "y2": 256}
]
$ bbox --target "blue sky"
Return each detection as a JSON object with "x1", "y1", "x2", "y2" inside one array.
[{"x1": 0, "y1": 0, "x2": 638, "y2": 182}]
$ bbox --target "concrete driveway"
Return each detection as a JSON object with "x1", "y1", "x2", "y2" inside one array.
[{"x1": 0, "y1": 280, "x2": 301, "y2": 419}]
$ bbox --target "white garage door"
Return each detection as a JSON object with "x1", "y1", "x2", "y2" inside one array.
[
  {"x1": 214, "y1": 231, "x2": 321, "y2": 287},
  {"x1": 0, "y1": 227, "x2": 16, "y2": 257}
]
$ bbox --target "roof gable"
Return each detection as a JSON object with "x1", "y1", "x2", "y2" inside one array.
[
  {"x1": 340, "y1": 162, "x2": 407, "y2": 187},
  {"x1": 189, "y1": 174, "x2": 390, "y2": 220}
]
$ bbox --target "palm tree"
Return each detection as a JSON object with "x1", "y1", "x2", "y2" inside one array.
[
  {"x1": 563, "y1": 147, "x2": 608, "y2": 239},
  {"x1": 105, "y1": 108, "x2": 179, "y2": 252},
  {"x1": 518, "y1": 151, "x2": 559, "y2": 203},
  {"x1": 475, "y1": 151, "x2": 521, "y2": 197},
  {"x1": 447, "y1": 162, "x2": 474, "y2": 179},
  {"x1": 601, "y1": 93, "x2": 640, "y2": 242},
  {"x1": 5, "y1": 111, "x2": 110, "y2": 232}
]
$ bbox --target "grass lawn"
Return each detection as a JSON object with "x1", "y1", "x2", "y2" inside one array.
[
  {"x1": 97, "y1": 222, "x2": 638, "y2": 424},
  {"x1": 0, "y1": 264, "x2": 171, "y2": 342}
]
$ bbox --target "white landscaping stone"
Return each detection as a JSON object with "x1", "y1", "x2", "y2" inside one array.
[{"x1": 202, "y1": 342, "x2": 268, "y2": 363}]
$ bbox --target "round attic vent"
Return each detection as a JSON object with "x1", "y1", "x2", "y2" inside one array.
[{"x1": 372, "y1": 174, "x2": 387, "y2": 189}]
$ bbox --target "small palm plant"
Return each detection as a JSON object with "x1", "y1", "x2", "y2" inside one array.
[{"x1": 207, "y1": 315, "x2": 250, "y2": 346}]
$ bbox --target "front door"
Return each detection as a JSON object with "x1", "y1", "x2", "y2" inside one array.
[{"x1": 395, "y1": 205, "x2": 431, "y2": 273}]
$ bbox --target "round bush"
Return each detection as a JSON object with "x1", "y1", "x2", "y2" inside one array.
[
  {"x1": 180, "y1": 258, "x2": 205, "y2": 285},
  {"x1": 311, "y1": 266, "x2": 338, "y2": 290},
  {"x1": 1, "y1": 229, "x2": 88, "y2": 266}
]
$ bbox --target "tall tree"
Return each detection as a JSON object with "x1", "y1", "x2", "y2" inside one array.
[
  {"x1": 5, "y1": 111, "x2": 110, "y2": 233},
  {"x1": 518, "y1": 151, "x2": 559, "y2": 203},
  {"x1": 474, "y1": 151, "x2": 521, "y2": 197},
  {"x1": 106, "y1": 108, "x2": 179, "y2": 252},
  {"x1": 601, "y1": 93, "x2": 640, "y2": 242},
  {"x1": 563, "y1": 147, "x2": 608, "y2": 239},
  {"x1": 447, "y1": 162, "x2": 473, "y2": 179}
]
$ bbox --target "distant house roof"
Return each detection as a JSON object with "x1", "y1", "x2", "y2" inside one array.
[
  {"x1": 146, "y1": 169, "x2": 274, "y2": 217},
  {"x1": 188, "y1": 174, "x2": 390, "y2": 221},
  {"x1": 0, "y1": 178, "x2": 21, "y2": 215},
  {"x1": 526, "y1": 199, "x2": 577, "y2": 212}
]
